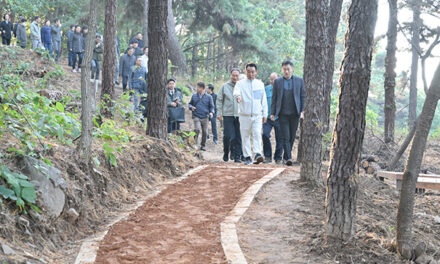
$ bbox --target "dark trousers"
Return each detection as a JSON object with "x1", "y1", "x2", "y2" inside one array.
[
  {"x1": 223, "y1": 116, "x2": 242, "y2": 159},
  {"x1": 68, "y1": 51, "x2": 74, "y2": 66},
  {"x1": 2, "y1": 37, "x2": 11, "y2": 45},
  {"x1": 210, "y1": 114, "x2": 218, "y2": 141},
  {"x1": 167, "y1": 118, "x2": 181, "y2": 133},
  {"x1": 122, "y1": 75, "x2": 129, "y2": 92},
  {"x1": 262, "y1": 119, "x2": 283, "y2": 161},
  {"x1": 279, "y1": 114, "x2": 300, "y2": 161},
  {"x1": 72, "y1": 52, "x2": 83, "y2": 69}
]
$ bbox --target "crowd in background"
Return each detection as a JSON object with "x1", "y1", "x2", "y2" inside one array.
[{"x1": 2, "y1": 14, "x2": 305, "y2": 166}]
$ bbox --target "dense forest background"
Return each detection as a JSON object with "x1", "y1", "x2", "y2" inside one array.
[{"x1": 1, "y1": 0, "x2": 439, "y2": 134}]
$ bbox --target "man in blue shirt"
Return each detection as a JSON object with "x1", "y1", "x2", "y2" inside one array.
[
  {"x1": 262, "y1": 73, "x2": 283, "y2": 164},
  {"x1": 189, "y1": 82, "x2": 215, "y2": 151},
  {"x1": 270, "y1": 60, "x2": 305, "y2": 166}
]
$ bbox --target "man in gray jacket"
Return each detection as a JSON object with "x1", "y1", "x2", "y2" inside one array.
[
  {"x1": 30, "y1": 16, "x2": 42, "y2": 50},
  {"x1": 119, "y1": 48, "x2": 136, "y2": 92},
  {"x1": 16, "y1": 18, "x2": 27, "y2": 49},
  {"x1": 217, "y1": 68, "x2": 243, "y2": 163},
  {"x1": 51, "y1": 19, "x2": 62, "y2": 63}
]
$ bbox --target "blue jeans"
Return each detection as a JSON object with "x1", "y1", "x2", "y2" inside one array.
[
  {"x1": 44, "y1": 42, "x2": 53, "y2": 56},
  {"x1": 91, "y1": 60, "x2": 101, "y2": 79},
  {"x1": 262, "y1": 119, "x2": 283, "y2": 161},
  {"x1": 222, "y1": 116, "x2": 242, "y2": 160},
  {"x1": 210, "y1": 114, "x2": 218, "y2": 141}
]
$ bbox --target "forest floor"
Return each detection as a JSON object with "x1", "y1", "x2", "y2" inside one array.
[{"x1": 1, "y1": 47, "x2": 440, "y2": 264}]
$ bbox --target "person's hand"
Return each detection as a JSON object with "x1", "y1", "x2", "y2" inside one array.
[
  {"x1": 217, "y1": 116, "x2": 222, "y2": 121},
  {"x1": 270, "y1": 115, "x2": 275, "y2": 121},
  {"x1": 263, "y1": 117, "x2": 267, "y2": 124},
  {"x1": 236, "y1": 96, "x2": 242, "y2": 103},
  {"x1": 191, "y1": 107, "x2": 196, "y2": 111},
  {"x1": 300, "y1": 112, "x2": 304, "y2": 119},
  {"x1": 209, "y1": 113, "x2": 213, "y2": 119},
  {"x1": 171, "y1": 102, "x2": 177, "y2": 107}
]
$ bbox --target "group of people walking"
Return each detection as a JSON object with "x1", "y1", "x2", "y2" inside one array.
[{"x1": 167, "y1": 61, "x2": 305, "y2": 166}]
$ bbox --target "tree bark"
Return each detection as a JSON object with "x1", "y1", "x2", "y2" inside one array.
[
  {"x1": 383, "y1": 0, "x2": 398, "y2": 144},
  {"x1": 300, "y1": 0, "x2": 329, "y2": 188},
  {"x1": 167, "y1": 0, "x2": 188, "y2": 76},
  {"x1": 396, "y1": 63, "x2": 440, "y2": 259},
  {"x1": 100, "y1": 0, "x2": 117, "y2": 116},
  {"x1": 78, "y1": 0, "x2": 99, "y2": 164},
  {"x1": 191, "y1": 44, "x2": 198, "y2": 77},
  {"x1": 323, "y1": 0, "x2": 343, "y2": 132},
  {"x1": 143, "y1": 0, "x2": 149, "y2": 47},
  {"x1": 386, "y1": 117, "x2": 418, "y2": 171},
  {"x1": 325, "y1": 0, "x2": 378, "y2": 242},
  {"x1": 146, "y1": 0, "x2": 168, "y2": 139},
  {"x1": 408, "y1": 0, "x2": 421, "y2": 126}
]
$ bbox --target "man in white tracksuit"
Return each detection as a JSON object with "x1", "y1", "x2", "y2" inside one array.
[{"x1": 233, "y1": 63, "x2": 268, "y2": 165}]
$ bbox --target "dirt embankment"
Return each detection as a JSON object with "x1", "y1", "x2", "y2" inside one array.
[{"x1": 0, "y1": 138, "x2": 196, "y2": 264}]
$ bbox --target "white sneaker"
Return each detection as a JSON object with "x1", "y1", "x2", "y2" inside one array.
[
  {"x1": 78, "y1": 68, "x2": 81, "y2": 73},
  {"x1": 72, "y1": 69, "x2": 77, "y2": 73}
]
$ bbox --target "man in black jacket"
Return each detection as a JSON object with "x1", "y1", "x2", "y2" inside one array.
[
  {"x1": 0, "y1": 14, "x2": 13, "y2": 46},
  {"x1": 270, "y1": 60, "x2": 305, "y2": 166}
]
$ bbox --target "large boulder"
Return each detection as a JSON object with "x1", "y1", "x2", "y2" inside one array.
[{"x1": 19, "y1": 156, "x2": 68, "y2": 217}]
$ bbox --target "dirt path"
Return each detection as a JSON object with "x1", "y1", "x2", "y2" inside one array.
[
  {"x1": 237, "y1": 168, "x2": 332, "y2": 264},
  {"x1": 94, "y1": 165, "x2": 273, "y2": 264}
]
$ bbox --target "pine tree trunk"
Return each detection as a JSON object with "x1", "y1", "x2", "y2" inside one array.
[
  {"x1": 206, "y1": 40, "x2": 212, "y2": 73},
  {"x1": 323, "y1": 0, "x2": 343, "y2": 132},
  {"x1": 78, "y1": 0, "x2": 99, "y2": 164},
  {"x1": 146, "y1": 0, "x2": 168, "y2": 139},
  {"x1": 300, "y1": 0, "x2": 329, "y2": 188},
  {"x1": 191, "y1": 45, "x2": 198, "y2": 77},
  {"x1": 142, "y1": 0, "x2": 149, "y2": 47},
  {"x1": 100, "y1": 0, "x2": 117, "y2": 116},
  {"x1": 325, "y1": 0, "x2": 378, "y2": 242},
  {"x1": 408, "y1": 0, "x2": 421, "y2": 126},
  {"x1": 167, "y1": 0, "x2": 187, "y2": 76},
  {"x1": 396, "y1": 63, "x2": 440, "y2": 259},
  {"x1": 384, "y1": 0, "x2": 398, "y2": 143}
]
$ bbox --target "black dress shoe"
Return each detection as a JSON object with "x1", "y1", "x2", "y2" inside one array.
[
  {"x1": 286, "y1": 159, "x2": 293, "y2": 166},
  {"x1": 223, "y1": 154, "x2": 229, "y2": 162},
  {"x1": 253, "y1": 154, "x2": 264, "y2": 164}
]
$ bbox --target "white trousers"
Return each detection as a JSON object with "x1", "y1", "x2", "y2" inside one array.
[{"x1": 239, "y1": 115, "x2": 263, "y2": 158}]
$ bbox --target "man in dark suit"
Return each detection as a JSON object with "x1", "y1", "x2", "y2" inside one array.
[{"x1": 270, "y1": 60, "x2": 305, "y2": 166}]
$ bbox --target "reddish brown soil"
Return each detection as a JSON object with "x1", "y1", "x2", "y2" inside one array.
[{"x1": 95, "y1": 166, "x2": 272, "y2": 264}]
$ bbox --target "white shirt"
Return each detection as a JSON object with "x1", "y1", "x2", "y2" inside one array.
[
  {"x1": 233, "y1": 78, "x2": 267, "y2": 117},
  {"x1": 141, "y1": 55, "x2": 148, "y2": 71}
]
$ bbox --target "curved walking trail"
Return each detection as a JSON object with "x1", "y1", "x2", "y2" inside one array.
[{"x1": 93, "y1": 165, "x2": 275, "y2": 264}]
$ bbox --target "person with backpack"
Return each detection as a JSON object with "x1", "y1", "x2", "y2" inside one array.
[
  {"x1": 15, "y1": 18, "x2": 27, "y2": 49},
  {"x1": 91, "y1": 35, "x2": 103, "y2": 80},
  {"x1": 69, "y1": 25, "x2": 84, "y2": 72},
  {"x1": 0, "y1": 14, "x2": 13, "y2": 46},
  {"x1": 189, "y1": 82, "x2": 215, "y2": 151},
  {"x1": 40, "y1": 20, "x2": 53, "y2": 56},
  {"x1": 51, "y1": 19, "x2": 62, "y2": 62},
  {"x1": 30, "y1": 16, "x2": 42, "y2": 50}
]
